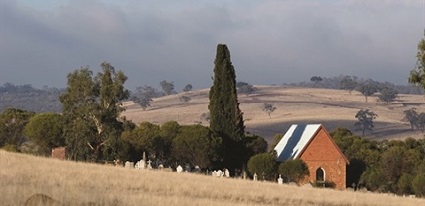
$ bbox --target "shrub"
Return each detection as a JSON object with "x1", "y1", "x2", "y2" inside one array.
[
  {"x1": 412, "y1": 173, "x2": 425, "y2": 197},
  {"x1": 247, "y1": 153, "x2": 277, "y2": 181},
  {"x1": 278, "y1": 159, "x2": 309, "y2": 183}
]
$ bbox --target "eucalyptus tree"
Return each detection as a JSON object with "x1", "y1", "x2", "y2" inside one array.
[{"x1": 60, "y1": 62, "x2": 129, "y2": 161}]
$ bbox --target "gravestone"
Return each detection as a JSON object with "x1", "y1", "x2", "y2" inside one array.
[
  {"x1": 243, "y1": 171, "x2": 247, "y2": 180},
  {"x1": 185, "y1": 164, "x2": 191, "y2": 172},
  {"x1": 224, "y1": 169, "x2": 230, "y2": 177},
  {"x1": 176, "y1": 165, "x2": 183, "y2": 173},
  {"x1": 194, "y1": 165, "x2": 201, "y2": 173},
  {"x1": 212, "y1": 170, "x2": 217, "y2": 177},
  {"x1": 125, "y1": 161, "x2": 134, "y2": 169},
  {"x1": 147, "y1": 159, "x2": 152, "y2": 169},
  {"x1": 158, "y1": 164, "x2": 164, "y2": 170},
  {"x1": 253, "y1": 173, "x2": 258, "y2": 181},
  {"x1": 217, "y1": 170, "x2": 223, "y2": 177},
  {"x1": 278, "y1": 175, "x2": 283, "y2": 185}
]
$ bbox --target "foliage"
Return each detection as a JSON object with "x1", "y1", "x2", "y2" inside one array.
[
  {"x1": 377, "y1": 86, "x2": 398, "y2": 103},
  {"x1": 179, "y1": 95, "x2": 191, "y2": 103},
  {"x1": 331, "y1": 127, "x2": 425, "y2": 195},
  {"x1": 236, "y1": 82, "x2": 256, "y2": 96},
  {"x1": 397, "y1": 173, "x2": 414, "y2": 195},
  {"x1": 125, "y1": 122, "x2": 162, "y2": 160},
  {"x1": 357, "y1": 83, "x2": 378, "y2": 102},
  {"x1": 354, "y1": 109, "x2": 377, "y2": 136},
  {"x1": 339, "y1": 76, "x2": 358, "y2": 94},
  {"x1": 183, "y1": 84, "x2": 193, "y2": 92},
  {"x1": 404, "y1": 108, "x2": 418, "y2": 130},
  {"x1": 310, "y1": 76, "x2": 323, "y2": 87},
  {"x1": 24, "y1": 113, "x2": 65, "y2": 155},
  {"x1": 262, "y1": 103, "x2": 276, "y2": 118},
  {"x1": 160, "y1": 80, "x2": 176, "y2": 95},
  {"x1": 200, "y1": 112, "x2": 210, "y2": 123},
  {"x1": 409, "y1": 37, "x2": 425, "y2": 91},
  {"x1": 131, "y1": 85, "x2": 157, "y2": 110},
  {"x1": 0, "y1": 83, "x2": 63, "y2": 113},
  {"x1": 278, "y1": 159, "x2": 309, "y2": 183},
  {"x1": 247, "y1": 152, "x2": 277, "y2": 180},
  {"x1": 412, "y1": 173, "x2": 425, "y2": 197},
  {"x1": 171, "y1": 125, "x2": 222, "y2": 169},
  {"x1": 0, "y1": 108, "x2": 35, "y2": 149},
  {"x1": 59, "y1": 62, "x2": 129, "y2": 161},
  {"x1": 242, "y1": 134, "x2": 268, "y2": 163},
  {"x1": 209, "y1": 44, "x2": 245, "y2": 170}
]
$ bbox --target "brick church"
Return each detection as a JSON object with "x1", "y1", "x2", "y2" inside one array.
[{"x1": 274, "y1": 124, "x2": 349, "y2": 190}]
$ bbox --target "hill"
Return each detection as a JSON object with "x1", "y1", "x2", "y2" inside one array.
[
  {"x1": 1, "y1": 150, "x2": 425, "y2": 206},
  {"x1": 122, "y1": 86, "x2": 425, "y2": 142}
]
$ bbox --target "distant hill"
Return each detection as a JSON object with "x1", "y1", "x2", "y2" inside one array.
[
  {"x1": 0, "y1": 83, "x2": 63, "y2": 113},
  {"x1": 122, "y1": 86, "x2": 425, "y2": 142}
]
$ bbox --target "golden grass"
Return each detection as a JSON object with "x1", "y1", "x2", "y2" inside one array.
[
  {"x1": 122, "y1": 86, "x2": 425, "y2": 141},
  {"x1": 1, "y1": 150, "x2": 425, "y2": 206}
]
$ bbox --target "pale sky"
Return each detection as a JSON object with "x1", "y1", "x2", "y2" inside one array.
[{"x1": 0, "y1": 0, "x2": 423, "y2": 90}]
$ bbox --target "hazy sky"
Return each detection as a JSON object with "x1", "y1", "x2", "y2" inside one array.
[{"x1": 0, "y1": 0, "x2": 423, "y2": 90}]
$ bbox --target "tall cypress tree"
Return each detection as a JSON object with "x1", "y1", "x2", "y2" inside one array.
[{"x1": 209, "y1": 44, "x2": 245, "y2": 172}]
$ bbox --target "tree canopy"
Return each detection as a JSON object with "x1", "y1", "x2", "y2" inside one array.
[
  {"x1": 209, "y1": 44, "x2": 245, "y2": 171},
  {"x1": 59, "y1": 62, "x2": 129, "y2": 161}
]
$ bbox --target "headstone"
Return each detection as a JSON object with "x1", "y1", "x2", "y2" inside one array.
[
  {"x1": 185, "y1": 164, "x2": 191, "y2": 172},
  {"x1": 135, "y1": 160, "x2": 146, "y2": 169},
  {"x1": 158, "y1": 164, "x2": 164, "y2": 170},
  {"x1": 253, "y1": 173, "x2": 258, "y2": 181},
  {"x1": 278, "y1": 175, "x2": 283, "y2": 185},
  {"x1": 125, "y1": 161, "x2": 134, "y2": 169},
  {"x1": 224, "y1": 169, "x2": 230, "y2": 178},
  {"x1": 51, "y1": 147, "x2": 66, "y2": 160},
  {"x1": 176, "y1": 165, "x2": 183, "y2": 173},
  {"x1": 217, "y1": 170, "x2": 223, "y2": 177},
  {"x1": 194, "y1": 165, "x2": 201, "y2": 173},
  {"x1": 212, "y1": 170, "x2": 217, "y2": 177},
  {"x1": 147, "y1": 159, "x2": 152, "y2": 169},
  {"x1": 243, "y1": 171, "x2": 247, "y2": 180}
]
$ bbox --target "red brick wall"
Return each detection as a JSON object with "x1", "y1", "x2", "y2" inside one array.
[
  {"x1": 51, "y1": 147, "x2": 66, "y2": 160},
  {"x1": 299, "y1": 128, "x2": 347, "y2": 190}
]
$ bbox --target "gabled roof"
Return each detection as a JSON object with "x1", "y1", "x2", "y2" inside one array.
[{"x1": 274, "y1": 124, "x2": 321, "y2": 161}]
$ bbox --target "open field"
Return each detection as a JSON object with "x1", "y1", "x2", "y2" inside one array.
[
  {"x1": 122, "y1": 86, "x2": 425, "y2": 142},
  {"x1": 1, "y1": 150, "x2": 425, "y2": 206}
]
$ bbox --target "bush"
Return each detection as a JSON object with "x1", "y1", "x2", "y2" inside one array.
[
  {"x1": 412, "y1": 173, "x2": 425, "y2": 197},
  {"x1": 247, "y1": 153, "x2": 277, "y2": 181},
  {"x1": 278, "y1": 159, "x2": 309, "y2": 183}
]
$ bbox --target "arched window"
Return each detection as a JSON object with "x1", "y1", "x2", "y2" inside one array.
[{"x1": 316, "y1": 167, "x2": 325, "y2": 182}]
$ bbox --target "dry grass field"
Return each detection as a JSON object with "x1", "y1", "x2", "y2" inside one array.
[
  {"x1": 122, "y1": 86, "x2": 425, "y2": 142},
  {"x1": 2, "y1": 150, "x2": 425, "y2": 206}
]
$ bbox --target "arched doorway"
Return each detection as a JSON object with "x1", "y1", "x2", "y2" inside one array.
[{"x1": 316, "y1": 167, "x2": 325, "y2": 182}]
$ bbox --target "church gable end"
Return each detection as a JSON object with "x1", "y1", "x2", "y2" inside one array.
[{"x1": 298, "y1": 126, "x2": 348, "y2": 190}]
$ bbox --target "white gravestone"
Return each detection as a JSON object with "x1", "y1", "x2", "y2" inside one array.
[
  {"x1": 147, "y1": 160, "x2": 152, "y2": 169},
  {"x1": 217, "y1": 170, "x2": 224, "y2": 177},
  {"x1": 125, "y1": 161, "x2": 134, "y2": 169},
  {"x1": 224, "y1": 169, "x2": 230, "y2": 178},
  {"x1": 176, "y1": 165, "x2": 183, "y2": 173},
  {"x1": 278, "y1": 175, "x2": 283, "y2": 185},
  {"x1": 253, "y1": 173, "x2": 258, "y2": 181}
]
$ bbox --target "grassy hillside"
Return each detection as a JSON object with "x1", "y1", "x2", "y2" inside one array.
[
  {"x1": 1, "y1": 150, "x2": 425, "y2": 206},
  {"x1": 122, "y1": 86, "x2": 425, "y2": 142}
]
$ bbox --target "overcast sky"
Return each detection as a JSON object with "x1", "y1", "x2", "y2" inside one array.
[{"x1": 0, "y1": 0, "x2": 423, "y2": 90}]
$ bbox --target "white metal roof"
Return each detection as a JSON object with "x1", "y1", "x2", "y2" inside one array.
[{"x1": 274, "y1": 124, "x2": 321, "y2": 161}]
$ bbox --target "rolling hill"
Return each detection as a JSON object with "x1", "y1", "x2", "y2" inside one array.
[{"x1": 122, "y1": 86, "x2": 425, "y2": 142}]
